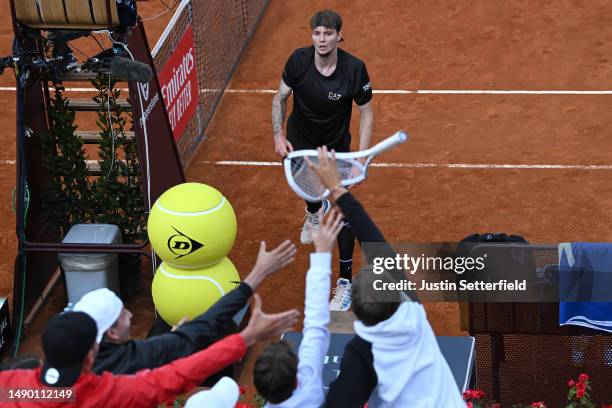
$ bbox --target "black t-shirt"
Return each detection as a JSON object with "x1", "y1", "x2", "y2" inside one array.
[{"x1": 283, "y1": 46, "x2": 372, "y2": 148}]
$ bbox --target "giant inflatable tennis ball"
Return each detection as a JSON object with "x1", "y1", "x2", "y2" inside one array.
[
  {"x1": 147, "y1": 183, "x2": 237, "y2": 268},
  {"x1": 152, "y1": 257, "x2": 240, "y2": 325}
]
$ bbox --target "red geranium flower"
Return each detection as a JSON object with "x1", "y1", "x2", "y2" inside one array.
[
  {"x1": 579, "y1": 373, "x2": 589, "y2": 382},
  {"x1": 465, "y1": 402, "x2": 473, "y2": 408},
  {"x1": 576, "y1": 388, "x2": 585, "y2": 399},
  {"x1": 568, "y1": 379, "x2": 575, "y2": 387},
  {"x1": 576, "y1": 381, "x2": 586, "y2": 391}
]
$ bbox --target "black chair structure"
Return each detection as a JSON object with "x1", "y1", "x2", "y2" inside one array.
[{"x1": 467, "y1": 244, "x2": 612, "y2": 406}]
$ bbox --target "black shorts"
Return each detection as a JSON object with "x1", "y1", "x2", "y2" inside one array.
[{"x1": 287, "y1": 129, "x2": 351, "y2": 153}]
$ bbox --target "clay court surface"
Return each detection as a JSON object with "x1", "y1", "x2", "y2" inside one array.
[{"x1": 1, "y1": 0, "x2": 612, "y2": 393}]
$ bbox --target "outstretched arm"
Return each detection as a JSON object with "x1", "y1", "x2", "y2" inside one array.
[
  {"x1": 306, "y1": 147, "x2": 418, "y2": 301},
  {"x1": 172, "y1": 239, "x2": 297, "y2": 348},
  {"x1": 113, "y1": 297, "x2": 300, "y2": 407},
  {"x1": 272, "y1": 79, "x2": 294, "y2": 156},
  {"x1": 102, "y1": 241, "x2": 297, "y2": 374},
  {"x1": 297, "y1": 211, "x2": 344, "y2": 379}
]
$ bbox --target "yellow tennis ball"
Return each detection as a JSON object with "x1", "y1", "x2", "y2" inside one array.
[
  {"x1": 151, "y1": 257, "x2": 241, "y2": 325},
  {"x1": 147, "y1": 183, "x2": 237, "y2": 268}
]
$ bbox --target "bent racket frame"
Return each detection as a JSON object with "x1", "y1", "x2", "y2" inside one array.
[{"x1": 283, "y1": 131, "x2": 409, "y2": 202}]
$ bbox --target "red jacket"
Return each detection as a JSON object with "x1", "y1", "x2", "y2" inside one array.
[{"x1": 0, "y1": 333, "x2": 246, "y2": 407}]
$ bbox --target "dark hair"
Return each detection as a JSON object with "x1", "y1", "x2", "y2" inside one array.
[
  {"x1": 352, "y1": 270, "x2": 400, "y2": 326},
  {"x1": 253, "y1": 341, "x2": 298, "y2": 404},
  {"x1": 310, "y1": 10, "x2": 342, "y2": 31}
]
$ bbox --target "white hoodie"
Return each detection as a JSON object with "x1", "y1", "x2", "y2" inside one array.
[{"x1": 354, "y1": 302, "x2": 465, "y2": 408}]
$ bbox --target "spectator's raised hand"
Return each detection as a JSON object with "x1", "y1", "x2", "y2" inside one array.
[
  {"x1": 312, "y1": 209, "x2": 344, "y2": 253},
  {"x1": 240, "y1": 295, "x2": 300, "y2": 346},
  {"x1": 305, "y1": 146, "x2": 342, "y2": 191},
  {"x1": 243, "y1": 240, "x2": 297, "y2": 289}
]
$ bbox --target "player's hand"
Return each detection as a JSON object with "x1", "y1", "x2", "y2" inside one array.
[
  {"x1": 305, "y1": 146, "x2": 342, "y2": 191},
  {"x1": 240, "y1": 294, "x2": 300, "y2": 346},
  {"x1": 312, "y1": 209, "x2": 344, "y2": 253},
  {"x1": 274, "y1": 130, "x2": 294, "y2": 157}
]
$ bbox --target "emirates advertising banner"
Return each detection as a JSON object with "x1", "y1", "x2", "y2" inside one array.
[{"x1": 158, "y1": 25, "x2": 199, "y2": 141}]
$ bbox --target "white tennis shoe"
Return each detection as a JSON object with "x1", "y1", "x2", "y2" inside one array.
[
  {"x1": 329, "y1": 278, "x2": 352, "y2": 312},
  {"x1": 300, "y1": 199, "x2": 330, "y2": 245}
]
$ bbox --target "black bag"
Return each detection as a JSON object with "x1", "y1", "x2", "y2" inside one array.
[{"x1": 456, "y1": 233, "x2": 528, "y2": 257}]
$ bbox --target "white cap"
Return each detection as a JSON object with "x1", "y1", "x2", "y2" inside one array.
[
  {"x1": 73, "y1": 288, "x2": 123, "y2": 343},
  {"x1": 184, "y1": 377, "x2": 240, "y2": 408}
]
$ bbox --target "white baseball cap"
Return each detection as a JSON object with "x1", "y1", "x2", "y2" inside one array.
[
  {"x1": 73, "y1": 288, "x2": 123, "y2": 343},
  {"x1": 184, "y1": 377, "x2": 240, "y2": 408}
]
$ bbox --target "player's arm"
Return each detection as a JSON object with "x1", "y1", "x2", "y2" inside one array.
[
  {"x1": 357, "y1": 100, "x2": 374, "y2": 152},
  {"x1": 272, "y1": 79, "x2": 294, "y2": 156},
  {"x1": 354, "y1": 61, "x2": 374, "y2": 153}
]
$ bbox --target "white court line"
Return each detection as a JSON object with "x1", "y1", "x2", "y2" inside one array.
[
  {"x1": 2, "y1": 86, "x2": 612, "y2": 95},
  {"x1": 2, "y1": 158, "x2": 609, "y2": 170},
  {"x1": 200, "y1": 160, "x2": 612, "y2": 170},
  {"x1": 204, "y1": 88, "x2": 612, "y2": 95}
]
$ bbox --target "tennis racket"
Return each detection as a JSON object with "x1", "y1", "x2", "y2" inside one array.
[{"x1": 283, "y1": 131, "x2": 409, "y2": 202}]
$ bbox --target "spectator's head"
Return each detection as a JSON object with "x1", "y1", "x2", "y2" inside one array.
[
  {"x1": 310, "y1": 10, "x2": 343, "y2": 56},
  {"x1": 73, "y1": 288, "x2": 131, "y2": 344},
  {"x1": 185, "y1": 376, "x2": 240, "y2": 408},
  {"x1": 253, "y1": 341, "x2": 298, "y2": 404},
  {"x1": 40, "y1": 312, "x2": 98, "y2": 387},
  {"x1": 352, "y1": 270, "x2": 400, "y2": 326}
]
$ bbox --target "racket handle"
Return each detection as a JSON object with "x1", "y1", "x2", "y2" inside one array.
[{"x1": 368, "y1": 131, "x2": 409, "y2": 155}]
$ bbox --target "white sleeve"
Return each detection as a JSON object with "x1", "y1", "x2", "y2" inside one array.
[{"x1": 297, "y1": 252, "x2": 332, "y2": 377}]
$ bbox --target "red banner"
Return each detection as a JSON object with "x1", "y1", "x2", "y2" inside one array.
[{"x1": 158, "y1": 25, "x2": 199, "y2": 141}]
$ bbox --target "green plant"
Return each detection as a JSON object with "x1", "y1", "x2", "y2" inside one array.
[
  {"x1": 90, "y1": 74, "x2": 146, "y2": 243},
  {"x1": 566, "y1": 374, "x2": 595, "y2": 408},
  {"x1": 41, "y1": 83, "x2": 92, "y2": 236}
]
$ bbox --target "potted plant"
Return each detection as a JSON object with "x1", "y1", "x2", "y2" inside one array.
[
  {"x1": 41, "y1": 83, "x2": 93, "y2": 237},
  {"x1": 90, "y1": 74, "x2": 146, "y2": 297}
]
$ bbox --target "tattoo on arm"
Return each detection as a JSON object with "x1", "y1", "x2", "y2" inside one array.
[
  {"x1": 272, "y1": 81, "x2": 292, "y2": 135},
  {"x1": 272, "y1": 93, "x2": 287, "y2": 134}
]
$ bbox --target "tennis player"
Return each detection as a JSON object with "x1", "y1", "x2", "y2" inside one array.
[{"x1": 272, "y1": 9, "x2": 374, "y2": 311}]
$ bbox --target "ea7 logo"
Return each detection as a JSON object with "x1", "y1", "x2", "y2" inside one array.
[
  {"x1": 328, "y1": 92, "x2": 341, "y2": 101},
  {"x1": 362, "y1": 82, "x2": 371, "y2": 92},
  {"x1": 139, "y1": 82, "x2": 150, "y2": 101},
  {"x1": 167, "y1": 227, "x2": 204, "y2": 258}
]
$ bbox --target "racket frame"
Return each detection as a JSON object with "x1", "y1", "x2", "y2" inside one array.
[{"x1": 283, "y1": 131, "x2": 409, "y2": 202}]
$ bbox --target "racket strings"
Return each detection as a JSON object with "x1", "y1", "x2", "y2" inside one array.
[{"x1": 288, "y1": 156, "x2": 362, "y2": 199}]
